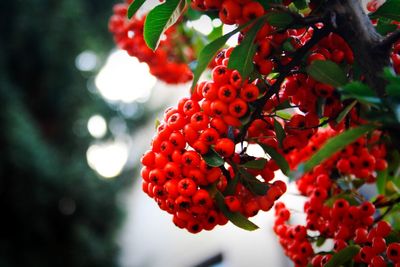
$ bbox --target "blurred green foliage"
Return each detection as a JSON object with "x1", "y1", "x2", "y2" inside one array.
[{"x1": 0, "y1": 1, "x2": 131, "y2": 266}]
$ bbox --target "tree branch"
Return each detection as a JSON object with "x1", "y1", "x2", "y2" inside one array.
[{"x1": 378, "y1": 29, "x2": 400, "y2": 52}]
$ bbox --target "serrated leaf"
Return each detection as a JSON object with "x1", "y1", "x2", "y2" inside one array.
[
  {"x1": 215, "y1": 191, "x2": 259, "y2": 230},
  {"x1": 370, "y1": 0, "x2": 400, "y2": 21},
  {"x1": 144, "y1": 0, "x2": 185, "y2": 50},
  {"x1": 259, "y1": 144, "x2": 289, "y2": 175},
  {"x1": 274, "y1": 118, "x2": 286, "y2": 148},
  {"x1": 265, "y1": 12, "x2": 294, "y2": 29},
  {"x1": 240, "y1": 158, "x2": 267, "y2": 170},
  {"x1": 325, "y1": 245, "x2": 360, "y2": 267},
  {"x1": 306, "y1": 60, "x2": 348, "y2": 87},
  {"x1": 228, "y1": 18, "x2": 266, "y2": 80},
  {"x1": 190, "y1": 19, "x2": 253, "y2": 91},
  {"x1": 239, "y1": 168, "x2": 270, "y2": 195},
  {"x1": 203, "y1": 148, "x2": 224, "y2": 167},
  {"x1": 128, "y1": 0, "x2": 147, "y2": 19},
  {"x1": 295, "y1": 124, "x2": 376, "y2": 177},
  {"x1": 335, "y1": 100, "x2": 357, "y2": 124}
]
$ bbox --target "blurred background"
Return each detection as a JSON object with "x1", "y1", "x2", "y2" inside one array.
[{"x1": 0, "y1": 1, "x2": 299, "y2": 266}]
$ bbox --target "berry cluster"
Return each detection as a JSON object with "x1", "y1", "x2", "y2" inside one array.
[
  {"x1": 271, "y1": 126, "x2": 390, "y2": 266},
  {"x1": 286, "y1": 127, "x2": 387, "y2": 194},
  {"x1": 109, "y1": 1, "x2": 193, "y2": 84},
  {"x1": 141, "y1": 49, "x2": 288, "y2": 233}
]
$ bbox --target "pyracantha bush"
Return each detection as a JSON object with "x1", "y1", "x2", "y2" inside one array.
[{"x1": 112, "y1": 0, "x2": 400, "y2": 265}]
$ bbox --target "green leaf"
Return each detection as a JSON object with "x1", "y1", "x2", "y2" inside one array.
[
  {"x1": 190, "y1": 19, "x2": 253, "y2": 91},
  {"x1": 316, "y1": 236, "x2": 326, "y2": 247},
  {"x1": 325, "y1": 245, "x2": 360, "y2": 267},
  {"x1": 377, "y1": 169, "x2": 388, "y2": 195},
  {"x1": 340, "y1": 82, "x2": 381, "y2": 105},
  {"x1": 215, "y1": 191, "x2": 259, "y2": 230},
  {"x1": 276, "y1": 110, "x2": 292, "y2": 120},
  {"x1": 370, "y1": 0, "x2": 400, "y2": 21},
  {"x1": 376, "y1": 18, "x2": 398, "y2": 35},
  {"x1": 265, "y1": 12, "x2": 294, "y2": 29},
  {"x1": 275, "y1": 99, "x2": 293, "y2": 110},
  {"x1": 228, "y1": 18, "x2": 266, "y2": 80},
  {"x1": 296, "y1": 124, "x2": 376, "y2": 176},
  {"x1": 240, "y1": 158, "x2": 267, "y2": 170},
  {"x1": 203, "y1": 148, "x2": 224, "y2": 167},
  {"x1": 239, "y1": 168, "x2": 270, "y2": 195},
  {"x1": 259, "y1": 144, "x2": 290, "y2": 175},
  {"x1": 306, "y1": 60, "x2": 348, "y2": 87},
  {"x1": 144, "y1": 0, "x2": 185, "y2": 50},
  {"x1": 127, "y1": 0, "x2": 147, "y2": 19},
  {"x1": 293, "y1": 0, "x2": 308, "y2": 10},
  {"x1": 223, "y1": 171, "x2": 240, "y2": 195},
  {"x1": 335, "y1": 100, "x2": 357, "y2": 124},
  {"x1": 274, "y1": 118, "x2": 286, "y2": 148}
]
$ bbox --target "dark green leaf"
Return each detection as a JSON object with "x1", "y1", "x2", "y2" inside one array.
[
  {"x1": 203, "y1": 148, "x2": 224, "y2": 167},
  {"x1": 306, "y1": 60, "x2": 348, "y2": 87},
  {"x1": 228, "y1": 18, "x2": 266, "y2": 80},
  {"x1": 223, "y1": 171, "x2": 240, "y2": 195},
  {"x1": 215, "y1": 191, "x2": 259, "y2": 230},
  {"x1": 259, "y1": 144, "x2": 290, "y2": 175},
  {"x1": 376, "y1": 18, "x2": 398, "y2": 35},
  {"x1": 325, "y1": 245, "x2": 360, "y2": 267},
  {"x1": 377, "y1": 169, "x2": 388, "y2": 195},
  {"x1": 293, "y1": 0, "x2": 308, "y2": 10},
  {"x1": 265, "y1": 12, "x2": 294, "y2": 29},
  {"x1": 275, "y1": 99, "x2": 293, "y2": 110},
  {"x1": 208, "y1": 24, "x2": 223, "y2": 41},
  {"x1": 239, "y1": 168, "x2": 270, "y2": 195},
  {"x1": 240, "y1": 158, "x2": 267, "y2": 170},
  {"x1": 128, "y1": 0, "x2": 147, "y2": 19},
  {"x1": 144, "y1": 0, "x2": 185, "y2": 50},
  {"x1": 316, "y1": 236, "x2": 326, "y2": 247},
  {"x1": 335, "y1": 100, "x2": 357, "y2": 124},
  {"x1": 190, "y1": 19, "x2": 253, "y2": 91},
  {"x1": 370, "y1": 0, "x2": 400, "y2": 21},
  {"x1": 340, "y1": 82, "x2": 381, "y2": 105},
  {"x1": 254, "y1": 0, "x2": 282, "y2": 10},
  {"x1": 274, "y1": 118, "x2": 286, "y2": 148},
  {"x1": 296, "y1": 124, "x2": 376, "y2": 177},
  {"x1": 185, "y1": 7, "x2": 202, "y2": 20}
]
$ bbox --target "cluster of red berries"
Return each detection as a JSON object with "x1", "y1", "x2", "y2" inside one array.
[
  {"x1": 140, "y1": 48, "x2": 288, "y2": 232},
  {"x1": 275, "y1": 201, "x2": 400, "y2": 267},
  {"x1": 286, "y1": 127, "x2": 387, "y2": 195},
  {"x1": 109, "y1": 1, "x2": 193, "y2": 84},
  {"x1": 271, "y1": 125, "x2": 390, "y2": 266}
]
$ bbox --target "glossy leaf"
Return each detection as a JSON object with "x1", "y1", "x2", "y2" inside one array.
[
  {"x1": 274, "y1": 118, "x2": 286, "y2": 148},
  {"x1": 228, "y1": 18, "x2": 266, "y2": 80},
  {"x1": 203, "y1": 148, "x2": 224, "y2": 167},
  {"x1": 306, "y1": 60, "x2": 348, "y2": 87},
  {"x1": 370, "y1": 0, "x2": 400, "y2": 21},
  {"x1": 215, "y1": 191, "x2": 259, "y2": 230},
  {"x1": 293, "y1": 0, "x2": 308, "y2": 10},
  {"x1": 239, "y1": 168, "x2": 270, "y2": 196},
  {"x1": 240, "y1": 158, "x2": 267, "y2": 170},
  {"x1": 259, "y1": 144, "x2": 289, "y2": 175},
  {"x1": 340, "y1": 82, "x2": 381, "y2": 105},
  {"x1": 128, "y1": 0, "x2": 147, "y2": 19},
  {"x1": 190, "y1": 20, "x2": 252, "y2": 91},
  {"x1": 325, "y1": 245, "x2": 360, "y2": 267},
  {"x1": 265, "y1": 12, "x2": 294, "y2": 29},
  {"x1": 144, "y1": 0, "x2": 185, "y2": 50},
  {"x1": 335, "y1": 100, "x2": 357, "y2": 124}
]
